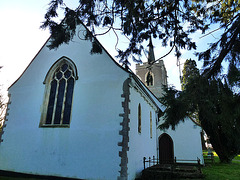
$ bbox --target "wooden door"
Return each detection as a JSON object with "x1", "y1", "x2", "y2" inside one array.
[{"x1": 159, "y1": 133, "x2": 174, "y2": 164}]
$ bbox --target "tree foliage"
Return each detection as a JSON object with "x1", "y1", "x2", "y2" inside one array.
[
  {"x1": 181, "y1": 58, "x2": 199, "y2": 90},
  {"x1": 42, "y1": 0, "x2": 239, "y2": 77},
  {"x1": 198, "y1": 14, "x2": 240, "y2": 79},
  {"x1": 191, "y1": 0, "x2": 240, "y2": 80},
  {"x1": 160, "y1": 67, "x2": 240, "y2": 163},
  {"x1": 181, "y1": 59, "x2": 200, "y2": 122},
  {"x1": 41, "y1": 0, "x2": 209, "y2": 66}
]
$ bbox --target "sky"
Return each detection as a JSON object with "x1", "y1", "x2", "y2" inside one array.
[{"x1": 0, "y1": 0, "x2": 222, "y2": 92}]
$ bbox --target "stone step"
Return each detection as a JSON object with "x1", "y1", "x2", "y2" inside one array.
[
  {"x1": 141, "y1": 171, "x2": 203, "y2": 179},
  {"x1": 140, "y1": 164, "x2": 203, "y2": 179}
]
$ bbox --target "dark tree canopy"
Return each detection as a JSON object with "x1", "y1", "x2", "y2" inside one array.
[
  {"x1": 181, "y1": 58, "x2": 199, "y2": 90},
  {"x1": 160, "y1": 60, "x2": 240, "y2": 163},
  {"x1": 42, "y1": 0, "x2": 239, "y2": 78},
  {"x1": 41, "y1": 0, "x2": 240, "y2": 88},
  {"x1": 41, "y1": 0, "x2": 209, "y2": 66}
]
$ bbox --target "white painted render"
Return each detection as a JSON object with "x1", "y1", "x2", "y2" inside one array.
[
  {"x1": 157, "y1": 117, "x2": 204, "y2": 164},
  {"x1": 0, "y1": 24, "x2": 204, "y2": 180},
  {"x1": 127, "y1": 78, "x2": 158, "y2": 179},
  {"x1": 0, "y1": 25, "x2": 129, "y2": 180},
  {"x1": 138, "y1": 77, "x2": 204, "y2": 166}
]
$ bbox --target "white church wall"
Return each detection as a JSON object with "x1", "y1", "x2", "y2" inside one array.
[
  {"x1": 0, "y1": 25, "x2": 129, "y2": 179},
  {"x1": 127, "y1": 82, "x2": 157, "y2": 179},
  {"x1": 157, "y1": 117, "x2": 204, "y2": 164}
]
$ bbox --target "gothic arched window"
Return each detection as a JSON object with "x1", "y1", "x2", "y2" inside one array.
[
  {"x1": 146, "y1": 72, "x2": 153, "y2": 86},
  {"x1": 150, "y1": 111, "x2": 152, "y2": 138},
  {"x1": 40, "y1": 57, "x2": 78, "y2": 127},
  {"x1": 138, "y1": 103, "x2": 141, "y2": 133}
]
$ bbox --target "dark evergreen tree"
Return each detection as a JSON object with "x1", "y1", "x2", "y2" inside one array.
[
  {"x1": 160, "y1": 74, "x2": 240, "y2": 163},
  {"x1": 181, "y1": 59, "x2": 199, "y2": 90},
  {"x1": 181, "y1": 59, "x2": 200, "y2": 122},
  {"x1": 41, "y1": 0, "x2": 208, "y2": 66},
  {"x1": 195, "y1": 0, "x2": 240, "y2": 80}
]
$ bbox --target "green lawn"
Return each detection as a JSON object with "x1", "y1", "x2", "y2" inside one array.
[
  {"x1": 233, "y1": 155, "x2": 240, "y2": 161},
  {"x1": 1, "y1": 153, "x2": 240, "y2": 180},
  {"x1": 203, "y1": 153, "x2": 240, "y2": 180}
]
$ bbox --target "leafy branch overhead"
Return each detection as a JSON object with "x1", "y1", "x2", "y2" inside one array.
[
  {"x1": 42, "y1": 0, "x2": 239, "y2": 78},
  {"x1": 41, "y1": 0, "x2": 209, "y2": 64}
]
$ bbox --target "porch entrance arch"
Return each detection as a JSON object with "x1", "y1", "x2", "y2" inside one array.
[{"x1": 159, "y1": 133, "x2": 174, "y2": 164}]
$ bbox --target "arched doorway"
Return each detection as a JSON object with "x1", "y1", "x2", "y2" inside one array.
[{"x1": 159, "y1": 133, "x2": 174, "y2": 164}]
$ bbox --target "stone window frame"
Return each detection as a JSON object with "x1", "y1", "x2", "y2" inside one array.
[
  {"x1": 145, "y1": 71, "x2": 154, "y2": 87},
  {"x1": 39, "y1": 57, "x2": 78, "y2": 127}
]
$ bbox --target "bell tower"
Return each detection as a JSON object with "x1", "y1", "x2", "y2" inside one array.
[{"x1": 136, "y1": 39, "x2": 167, "y2": 98}]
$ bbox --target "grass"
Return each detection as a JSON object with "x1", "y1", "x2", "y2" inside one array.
[
  {"x1": 233, "y1": 155, "x2": 240, "y2": 161},
  {"x1": 203, "y1": 152, "x2": 240, "y2": 180},
  {"x1": 1, "y1": 152, "x2": 240, "y2": 180}
]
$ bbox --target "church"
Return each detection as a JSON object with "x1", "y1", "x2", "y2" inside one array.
[{"x1": 0, "y1": 23, "x2": 203, "y2": 180}]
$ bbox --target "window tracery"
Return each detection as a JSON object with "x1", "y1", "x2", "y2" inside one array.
[{"x1": 40, "y1": 57, "x2": 77, "y2": 127}]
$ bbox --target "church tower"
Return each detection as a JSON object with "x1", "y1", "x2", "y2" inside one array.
[{"x1": 136, "y1": 39, "x2": 168, "y2": 98}]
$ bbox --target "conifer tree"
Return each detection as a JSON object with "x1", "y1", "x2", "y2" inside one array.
[
  {"x1": 160, "y1": 70, "x2": 240, "y2": 163},
  {"x1": 181, "y1": 59, "x2": 199, "y2": 90}
]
